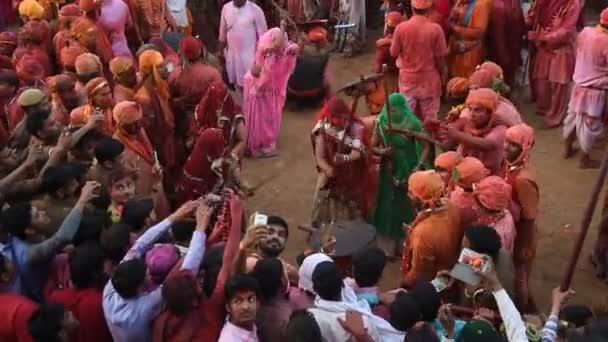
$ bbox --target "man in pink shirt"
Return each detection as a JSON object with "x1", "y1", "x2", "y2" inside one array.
[
  {"x1": 563, "y1": 8, "x2": 608, "y2": 169},
  {"x1": 390, "y1": 0, "x2": 447, "y2": 121}
]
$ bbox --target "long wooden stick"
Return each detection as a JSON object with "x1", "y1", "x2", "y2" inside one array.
[{"x1": 561, "y1": 149, "x2": 608, "y2": 291}]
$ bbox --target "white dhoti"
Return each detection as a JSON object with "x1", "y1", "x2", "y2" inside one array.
[{"x1": 563, "y1": 84, "x2": 608, "y2": 153}]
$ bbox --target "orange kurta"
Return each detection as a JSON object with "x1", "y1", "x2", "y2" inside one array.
[
  {"x1": 448, "y1": 0, "x2": 491, "y2": 78},
  {"x1": 402, "y1": 202, "x2": 463, "y2": 287}
]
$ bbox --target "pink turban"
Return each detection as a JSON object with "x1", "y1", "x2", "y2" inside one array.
[
  {"x1": 454, "y1": 157, "x2": 488, "y2": 189},
  {"x1": 601, "y1": 7, "x2": 608, "y2": 26},
  {"x1": 474, "y1": 176, "x2": 512, "y2": 211},
  {"x1": 505, "y1": 123, "x2": 535, "y2": 164},
  {"x1": 434, "y1": 151, "x2": 462, "y2": 171},
  {"x1": 469, "y1": 68, "x2": 494, "y2": 89},
  {"x1": 466, "y1": 88, "x2": 499, "y2": 113}
]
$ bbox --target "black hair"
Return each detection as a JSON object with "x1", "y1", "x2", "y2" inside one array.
[
  {"x1": 404, "y1": 322, "x2": 439, "y2": 342},
  {"x1": 560, "y1": 304, "x2": 594, "y2": 328},
  {"x1": 25, "y1": 111, "x2": 50, "y2": 138},
  {"x1": 267, "y1": 215, "x2": 289, "y2": 238},
  {"x1": 73, "y1": 209, "x2": 111, "y2": 246},
  {"x1": 0, "y1": 253, "x2": 7, "y2": 276},
  {"x1": 202, "y1": 243, "x2": 225, "y2": 297},
  {"x1": 1, "y1": 202, "x2": 32, "y2": 239},
  {"x1": 286, "y1": 310, "x2": 323, "y2": 342},
  {"x1": 583, "y1": 318, "x2": 608, "y2": 338},
  {"x1": 251, "y1": 258, "x2": 283, "y2": 300},
  {"x1": 100, "y1": 224, "x2": 131, "y2": 264},
  {"x1": 111, "y1": 258, "x2": 147, "y2": 299},
  {"x1": 69, "y1": 242, "x2": 105, "y2": 289},
  {"x1": 352, "y1": 247, "x2": 386, "y2": 287},
  {"x1": 0, "y1": 70, "x2": 19, "y2": 88},
  {"x1": 412, "y1": 7, "x2": 429, "y2": 15},
  {"x1": 312, "y1": 261, "x2": 343, "y2": 301},
  {"x1": 40, "y1": 164, "x2": 78, "y2": 196},
  {"x1": 77, "y1": 72, "x2": 100, "y2": 84},
  {"x1": 120, "y1": 197, "x2": 154, "y2": 233},
  {"x1": 172, "y1": 220, "x2": 195, "y2": 244},
  {"x1": 464, "y1": 224, "x2": 502, "y2": 262},
  {"x1": 27, "y1": 303, "x2": 66, "y2": 342},
  {"x1": 390, "y1": 292, "x2": 422, "y2": 332},
  {"x1": 94, "y1": 138, "x2": 125, "y2": 163},
  {"x1": 225, "y1": 274, "x2": 260, "y2": 302},
  {"x1": 410, "y1": 281, "x2": 441, "y2": 322},
  {"x1": 72, "y1": 129, "x2": 102, "y2": 152}
]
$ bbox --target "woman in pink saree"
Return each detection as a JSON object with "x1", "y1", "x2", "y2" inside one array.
[{"x1": 244, "y1": 25, "x2": 299, "y2": 158}]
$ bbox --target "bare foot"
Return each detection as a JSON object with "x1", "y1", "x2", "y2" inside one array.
[
  {"x1": 563, "y1": 132, "x2": 577, "y2": 159},
  {"x1": 580, "y1": 155, "x2": 601, "y2": 169}
]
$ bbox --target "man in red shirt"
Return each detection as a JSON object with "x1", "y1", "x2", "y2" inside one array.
[
  {"x1": 0, "y1": 254, "x2": 38, "y2": 342},
  {"x1": 390, "y1": 0, "x2": 448, "y2": 122},
  {"x1": 47, "y1": 243, "x2": 112, "y2": 342}
]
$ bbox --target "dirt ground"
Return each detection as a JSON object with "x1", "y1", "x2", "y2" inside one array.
[{"x1": 240, "y1": 31, "x2": 608, "y2": 312}]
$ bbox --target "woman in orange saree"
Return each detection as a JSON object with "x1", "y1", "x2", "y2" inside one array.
[{"x1": 447, "y1": 0, "x2": 490, "y2": 78}]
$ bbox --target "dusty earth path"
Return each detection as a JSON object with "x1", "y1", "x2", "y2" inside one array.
[{"x1": 240, "y1": 31, "x2": 608, "y2": 311}]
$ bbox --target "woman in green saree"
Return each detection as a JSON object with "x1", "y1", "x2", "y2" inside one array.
[{"x1": 371, "y1": 92, "x2": 431, "y2": 257}]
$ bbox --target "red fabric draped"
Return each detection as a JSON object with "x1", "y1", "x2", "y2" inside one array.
[
  {"x1": 176, "y1": 128, "x2": 225, "y2": 205},
  {"x1": 192, "y1": 80, "x2": 241, "y2": 141}
]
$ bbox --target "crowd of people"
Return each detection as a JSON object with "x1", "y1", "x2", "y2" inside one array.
[{"x1": 0, "y1": 0, "x2": 606, "y2": 341}]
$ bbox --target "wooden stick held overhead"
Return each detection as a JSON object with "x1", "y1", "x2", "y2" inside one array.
[{"x1": 561, "y1": 149, "x2": 608, "y2": 291}]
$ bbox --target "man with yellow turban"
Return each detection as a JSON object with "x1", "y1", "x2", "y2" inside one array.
[
  {"x1": 109, "y1": 56, "x2": 136, "y2": 102},
  {"x1": 402, "y1": 170, "x2": 462, "y2": 287},
  {"x1": 134, "y1": 50, "x2": 176, "y2": 172},
  {"x1": 446, "y1": 88, "x2": 507, "y2": 175},
  {"x1": 112, "y1": 100, "x2": 169, "y2": 218},
  {"x1": 18, "y1": 0, "x2": 45, "y2": 22},
  {"x1": 69, "y1": 77, "x2": 115, "y2": 134}
]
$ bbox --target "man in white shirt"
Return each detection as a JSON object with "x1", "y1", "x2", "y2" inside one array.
[{"x1": 218, "y1": 274, "x2": 261, "y2": 342}]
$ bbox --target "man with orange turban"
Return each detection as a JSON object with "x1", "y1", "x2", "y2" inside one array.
[
  {"x1": 74, "y1": 53, "x2": 103, "y2": 104},
  {"x1": 466, "y1": 67, "x2": 522, "y2": 127},
  {"x1": 402, "y1": 170, "x2": 462, "y2": 287},
  {"x1": 109, "y1": 56, "x2": 137, "y2": 102},
  {"x1": 434, "y1": 150, "x2": 462, "y2": 187},
  {"x1": 375, "y1": 11, "x2": 403, "y2": 90},
  {"x1": 473, "y1": 176, "x2": 516, "y2": 253},
  {"x1": 52, "y1": 4, "x2": 81, "y2": 55},
  {"x1": 70, "y1": 16, "x2": 114, "y2": 66},
  {"x1": 69, "y1": 77, "x2": 115, "y2": 134},
  {"x1": 286, "y1": 24, "x2": 331, "y2": 103},
  {"x1": 449, "y1": 156, "x2": 488, "y2": 227},
  {"x1": 501, "y1": 122, "x2": 538, "y2": 312},
  {"x1": 446, "y1": 88, "x2": 507, "y2": 175},
  {"x1": 134, "y1": 50, "x2": 176, "y2": 172},
  {"x1": 390, "y1": 0, "x2": 448, "y2": 121},
  {"x1": 112, "y1": 100, "x2": 169, "y2": 218},
  {"x1": 563, "y1": 9, "x2": 608, "y2": 169},
  {"x1": 59, "y1": 44, "x2": 87, "y2": 77},
  {"x1": 47, "y1": 73, "x2": 81, "y2": 125}
]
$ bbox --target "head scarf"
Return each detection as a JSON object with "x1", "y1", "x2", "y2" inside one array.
[
  {"x1": 70, "y1": 77, "x2": 113, "y2": 131},
  {"x1": 75, "y1": 52, "x2": 102, "y2": 76},
  {"x1": 435, "y1": 151, "x2": 462, "y2": 171},
  {"x1": 308, "y1": 26, "x2": 328, "y2": 46},
  {"x1": 453, "y1": 156, "x2": 487, "y2": 189},
  {"x1": 109, "y1": 56, "x2": 134, "y2": 77},
  {"x1": 138, "y1": 50, "x2": 169, "y2": 99},
  {"x1": 15, "y1": 56, "x2": 45, "y2": 85},
  {"x1": 469, "y1": 68, "x2": 494, "y2": 89},
  {"x1": 412, "y1": 0, "x2": 433, "y2": 10},
  {"x1": 18, "y1": 0, "x2": 45, "y2": 20},
  {"x1": 60, "y1": 44, "x2": 87, "y2": 70},
  {"x1": 379, "y1": 93, "x2": 422, "y2": 130},
  {"x1": 146, "y1": 244, "x2": 179, "y2": 284},
  {"x1": 181, "y1": 128, "x2": 226, "y2": 195},
  {"x1": 85, "y1": 77, "x2": 109, "y2": 99},
  {"x1": 47, "y1": 73, "x2": 73, "y2": 93},
  {"x1": 59, "y1": 4, "x2": 82, "y2": 17},
  {"x1": 479, "y1": 61, "x2": 503, "y2": 81},
  {"x1": 446, "y1": 77, "x2": 470, "y2": 98},
  {"x1": 195, "y1": 80, "x2": 241, "y2": 130},
  {"x1": 474, "y1": 176, "x2": 512, "y2": 211},
  {"x1": 79, "y1": 0, "x2": 99, "y2": 13},
  {"x1": 18, "y1": 20, "x2": 47, "y2": 46},
  {"x1": 179, "y1": 37, "x2": 203, "y2": 62},
  {"x1": 0, "y1": 31, "x2": 17, "y2": 46},
  {"x1": 113, "y1": 101, "x2": 154, "y2": 165},
  {"x1": 602, "y1": 7, "x2": 608, "y2": 25},
  {"x1": 459, "y1": 320, "x2": 499, "y2": 342},
  {"x1": 258, "y1": 27, "x2": 286, "y2": 52},
  {"x1": 505, "y1": 123, "x2": 535, "y2": 165},
  {"x1": 298, "y1": 253, "x2": 333, "y2": 293},
  {"x1": 408, "y1": 170, "x2": 445, "y2": 205},
  {"x1": 71, "y1": 16, "x2": 96, "y2": 46},
  {"x1": 466, "y1": 88, "x2": 498, "y2": 113},
  {"x1": 385, "y1": 11, "x2": 404, "y2": 27},
  {"x1": 113, "y1": 100, "x2": 141, "y2": 126}
]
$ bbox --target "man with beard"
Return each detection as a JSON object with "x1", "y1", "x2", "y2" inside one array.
[
  {"x1": 47, "y1": 74, "x2": 81, "y2": 126},
  {"x1": 242, "y1": 215, "x2": 299, "y2": 285}
]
